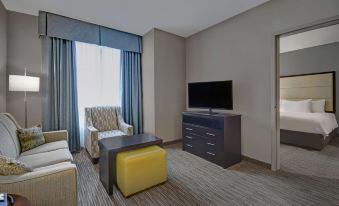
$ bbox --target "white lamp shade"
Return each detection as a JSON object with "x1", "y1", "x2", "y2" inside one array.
[{"x1": 9, "y1": 75, "x2": 40, "y2": 92}]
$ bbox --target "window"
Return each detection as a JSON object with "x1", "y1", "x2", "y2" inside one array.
[{"x1": 75, "y1": 41, "x2": 121, "y2": 145}]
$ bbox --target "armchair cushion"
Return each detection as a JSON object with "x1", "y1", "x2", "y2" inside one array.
[
  {"x1": 98, "y1": 130, "x2": 126, "y2": 140},
  {"x1": 17, "y1": 126, "x2": 45, "y2": 152},
  {"x1": 91, "y1": 107, "x2": 119, "y2": 131},
  {"x1": 20, "y1": 141, "x2": 68, "y2": 156},
  {"x1": 0, "y1": 155, "x2": 32, "y2": 176},
  {"x1": 18, "y1": 149, "x2": 73, "y2": 169}
]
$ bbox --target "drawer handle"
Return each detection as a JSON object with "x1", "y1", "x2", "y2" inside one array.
[
  {"x1": 206, "y1": 132, "x2": 215, "y2": 136},
  {"x1": 185, "y1": 128, "x2": 193, "y2": 131},
  {"x1": 206, "y1": 142, "x2": 215, "y2": 146},
  {"x1": 186, "y1": 144, "x2": 193, "y2": 148},
  {"x1": 206, "y1": 152, "x2": 215, "y2": 156},
  {"x1": 186, "y1": 136, "x2": 193, "y2": 139}
]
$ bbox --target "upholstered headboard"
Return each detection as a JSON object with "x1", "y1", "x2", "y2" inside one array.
[{"x1": 280, "y1": 72, "x2": 336, "y2": 113}]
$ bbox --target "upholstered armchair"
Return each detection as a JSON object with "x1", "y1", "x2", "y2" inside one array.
[{"x1": 84, "y1": 106, "x2": 133, "y2": 162}]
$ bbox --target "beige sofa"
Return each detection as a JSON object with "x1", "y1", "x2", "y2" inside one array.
[
  {"x1": 85, "y1": 106, "x2": 133, "y2": 162},
  {"x1": 0, "y1": 113, "x2": 77, "y2": 206}
]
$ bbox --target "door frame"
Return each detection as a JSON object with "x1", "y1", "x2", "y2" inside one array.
[{"x1": 271, "y1": 16, "x2": 339, "y2": 171}]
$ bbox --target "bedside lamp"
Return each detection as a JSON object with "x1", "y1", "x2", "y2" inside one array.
[{"x1": 9, "y1": 68, "x2": 40, "y2": 128}]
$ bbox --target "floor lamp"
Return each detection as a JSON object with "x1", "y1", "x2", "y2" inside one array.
[{"x1": 9, "y1": 68, "x2": 40, "y2": 128}]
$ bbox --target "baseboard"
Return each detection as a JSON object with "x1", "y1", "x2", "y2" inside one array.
[
  {"x1": 242, "y1": 155, "x2": 271, "y2": 169},
  {"x1": 163, "y1": 139, "x2": 182, "y2": 146}
]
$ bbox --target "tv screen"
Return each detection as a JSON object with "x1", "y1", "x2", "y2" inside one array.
[{"x1": 188, "y1": 81, "x2": 233, "y2": 110}]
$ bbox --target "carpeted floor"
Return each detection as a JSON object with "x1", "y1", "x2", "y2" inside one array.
[
  {"x1": 73, "y1": 143, "x2": 339, "y2": 206},
  {"x1": 280, "y1": 137, "x2": 339, "y2": 179}
]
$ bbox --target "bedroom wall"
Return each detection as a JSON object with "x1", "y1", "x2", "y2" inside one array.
[
  {"x1": 0, "y1": 1, "x2": 6, "y2": 112},
  {"x1": 6, "y1": 11, "x2": 42, "y2": 127},
  {"x1": 186, "y1": 0, "x2": 339, "y2": 164},
  {"x1": 280, "y1": 42, "x2": 339, "y2": 120}
]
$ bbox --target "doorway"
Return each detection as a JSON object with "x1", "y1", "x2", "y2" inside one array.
[{"x1": 273, "y1": 17, "x2": 339, "y2": 172}]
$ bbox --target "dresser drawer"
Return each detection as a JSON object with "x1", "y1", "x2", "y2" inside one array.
[
  {"x1": 183, "y1": 142, "x2": 201, "y2": 156},
  {"x1": 183, "y1": 114, "x2": 224, "y2": 129},
  {"x1": 202, "y1": 150, "x2": 218, "y2": 162},
  {"x1": 184, "y1": 132, "x2": 221, "y2": 151},
  {"x1": 185, "y1": 147, "x2": 219, "y2": 165},
  {"x1": 183, "y1": 123, "x2": 222, "y2": 138}
]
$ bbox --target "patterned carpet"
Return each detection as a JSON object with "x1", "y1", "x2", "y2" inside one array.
[
  {"x1": 73, "y1": 142, "x2": 339, "y2": 206},
  {"x1": 280, "y1": 137, "x2": 339, "y2": 179}
]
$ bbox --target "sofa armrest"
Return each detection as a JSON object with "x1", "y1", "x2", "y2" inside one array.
[
  {"x1": 119, "y1": 122, "x2": 133, "y2": 136},
  {"x1": 43, "y1": 130, "x2": 68, "y2": 143},
  {"x1": 0, "y1": 162, "x2": 77, "y2": 206}
]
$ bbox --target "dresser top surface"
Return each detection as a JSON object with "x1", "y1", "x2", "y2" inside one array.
[{"x1": 183, "y1": 111, "x2": 241, "y2": 118}]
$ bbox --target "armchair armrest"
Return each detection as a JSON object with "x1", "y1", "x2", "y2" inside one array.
[
  {"x1": 86, "y1": 126, "x2": 99, "y2": 139},
  {"x1": 115, "y1": 108, "x2": 133, "y2": 135},
  {"x1": 84, "y1": 126, "x2": 100, "y2": 159},
  {"x1": 87, "y1": 126, "x2": 98, "y2": 133},
  {"x1": 43, "y1": 130, "x2": 68, "y2": 143},
  {"x1": 119, "y1": 122, "x2": 133, "y2": 135},
  {"x1": 0, "y1": 162, "x2": 77, "y2": 206}
]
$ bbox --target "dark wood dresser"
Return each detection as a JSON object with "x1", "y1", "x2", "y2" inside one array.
[{"x1": 182, "y1": 112, "x2": 241, "y2": 168}]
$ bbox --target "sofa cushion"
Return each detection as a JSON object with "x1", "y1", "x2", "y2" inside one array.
[
  {"x1": 32, "y1": 161, "x2": 74, "y2": 172},
  {"x1": 17, "y1": 126, "x2": 46, "y2": 152},
  {"x1": 98, "y1": 130, "x2": 126, "y2": 140},
  {"x1": 18, "y1": 149, "x2": 73, "y2": 169},
  {"x1": 0, "y1": 114, "x2": 21, "y2": 159},
  {"x1": 91, "y1": 107, "x2": 118, "y2": 131},
  {"x1": 20, "y1": 141, "x2": 69, "y2": 156},
  {"x1": 0, "y1": 155, "x2": 32, "y2": 175}
]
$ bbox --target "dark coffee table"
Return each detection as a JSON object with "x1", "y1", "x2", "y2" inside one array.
[{"x1": 99, "y1": 134, "x2": 163, "y2": 194}]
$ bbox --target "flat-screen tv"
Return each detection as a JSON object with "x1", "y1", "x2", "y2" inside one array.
[{"x1": 188, "y1": 80, "x2": 233, "y2": 110}]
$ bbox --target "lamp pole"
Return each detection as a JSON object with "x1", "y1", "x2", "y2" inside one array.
[{"x1": 24, "y1": 68, "x2": 27, "y2": 128}]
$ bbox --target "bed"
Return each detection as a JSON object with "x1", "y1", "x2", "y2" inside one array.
[{"x1": 280, "y1": 72, "x2": 338, "y2": 150}]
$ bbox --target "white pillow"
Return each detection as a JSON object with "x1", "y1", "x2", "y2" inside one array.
[
  {"x1": 311, "y1": 99, "x2": 325, "y2": 113},
  {"x1": 280, "y1": 99, "x2": 312, "y2": 113}
]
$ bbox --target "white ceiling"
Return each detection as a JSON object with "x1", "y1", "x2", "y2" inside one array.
[
  {"x1": 280, "y1": 24, "x2": 339, "y2": 53},
  {"x1": 1, "y1": 0, "x2": 268, "y2": 37}
]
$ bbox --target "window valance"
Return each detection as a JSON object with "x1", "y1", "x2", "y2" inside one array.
[{"x1": 38, "y1": 11, "x2": 142, "y2": 53}]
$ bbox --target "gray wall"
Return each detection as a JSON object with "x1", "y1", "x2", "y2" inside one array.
[
  {"x1": 280, "y1": 42, "x2": 339, "y2": 120},
  {"x1": 0, "y1": 2, "x2": 6, "y2": 112},
  {"x1": 154, "y1": 29, "x2": 186, "y2": 142},
  {"x1": 186, "y1": 0, "x2": 339, "y2": 164},
  {"x1": 142, "y1": 29, "x2": 156, "y2": 135},
  {"x1": 6, "y1": 11, "x2": 42, "y2": 127},
  {"x1": 142, "y1": 29, "x2": 186, "y2": 142}
]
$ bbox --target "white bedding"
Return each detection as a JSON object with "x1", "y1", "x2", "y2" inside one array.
[{"x1": 280, "y1": 112, "x2": 338, "y2": 136}]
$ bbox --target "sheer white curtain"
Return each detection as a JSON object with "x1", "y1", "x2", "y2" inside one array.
[{"x1": 75, "y1": 41, "x2": 121, "y2": 145}]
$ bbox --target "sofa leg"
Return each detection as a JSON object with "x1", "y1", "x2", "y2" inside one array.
[{"x1": 92, "y1": 158, "x2": 99, "y2": 164}]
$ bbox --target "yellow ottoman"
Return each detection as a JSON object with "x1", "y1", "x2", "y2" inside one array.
[{"x1": 116, "y1": 145, "x2": 167, "y2": 197}]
